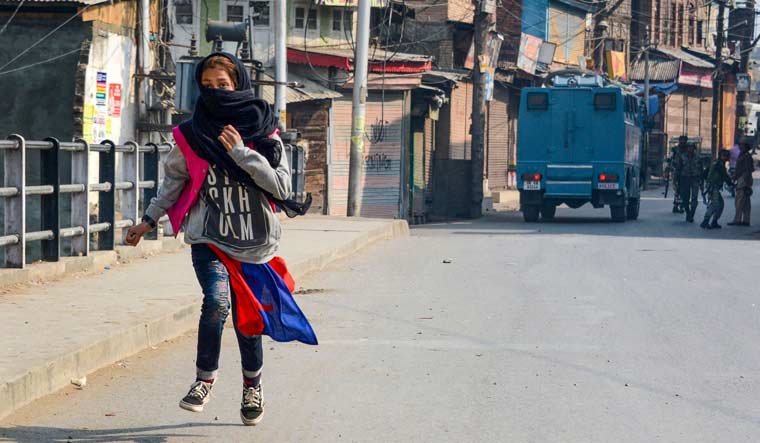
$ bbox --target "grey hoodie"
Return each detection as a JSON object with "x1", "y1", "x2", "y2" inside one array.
[{"x1": 144, "y1": 138, "x2": 291, "y2": 264}]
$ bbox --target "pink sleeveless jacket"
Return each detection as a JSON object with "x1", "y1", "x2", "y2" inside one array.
[{"x1": 166, "y1": 127, "x2": 210, "y2": 236}]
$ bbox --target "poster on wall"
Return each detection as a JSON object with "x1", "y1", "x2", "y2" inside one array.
[
  {"x1": 83, "y1": 104, "x2": 94, "y2": 142},
  {"x1": 108, "y1": 84, "x2": 122, "y2": 117},
  {"x1": 96, "y1": 72, "x2": 107, "y2": 106}
]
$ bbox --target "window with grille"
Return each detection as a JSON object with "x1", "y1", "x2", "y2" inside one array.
[
  {"x1": 343, "y1": 9, "x2": 352, "y2": 31},
  {"x1": 332, "y1": 9, "x2": 353, "y2": 32},
  {"x1": 226, "y1": 4, "x2": 244, "y2": 22},
  {"x1": 294, "y1": 6, "x2": 317, "y2": 30},
  {"x1": 697, "y1": 20, "x2": 703, "y2": 45},
  {"x1": 175, "y1": 0, "x2": 193, "y2": 24},
  {"x1": 252, "y1": 1, "x2": 270, "y2": 26},
  {"x1": 333, "y1": 9, "x2": 342, "y2": 31}
]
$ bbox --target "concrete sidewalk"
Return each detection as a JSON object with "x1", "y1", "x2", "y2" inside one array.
[{"x1": 0, "y1": 216, "x2": 408, "y2": 420}]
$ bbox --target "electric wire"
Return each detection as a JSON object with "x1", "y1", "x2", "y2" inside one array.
[{"x1": 0, "y1": 0, "x2": 27, "y2": 37}]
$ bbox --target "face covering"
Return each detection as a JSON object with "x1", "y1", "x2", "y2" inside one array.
[{"x1": 177, "y1": 52, "x2": 311, "y2": 217}]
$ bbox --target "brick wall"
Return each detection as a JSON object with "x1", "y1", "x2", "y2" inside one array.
[
  {"x1": 405, "y1": 0, "x2": 474, "y2": 24},
  {"x1": 496, "y1": 0, "x2": 522, "y2": 64},
  {"x1": 403, "y1": 20, "x2": 456, "y2": 69}
]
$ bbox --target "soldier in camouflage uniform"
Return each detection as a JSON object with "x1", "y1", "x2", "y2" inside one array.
[
  {"x1": 700, "y1": 150, "x2": 732, "y2": 229},
  {"x1": 675, "y1": 141, "x2": 702, "y2": 222},
  {"x1": 669, "y1": 139, "x2": 685, "y2": 213}
]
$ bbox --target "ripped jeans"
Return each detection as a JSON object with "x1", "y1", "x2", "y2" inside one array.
[{"x1": 191, "y1": 243, "x2": 263, "y2": 381}]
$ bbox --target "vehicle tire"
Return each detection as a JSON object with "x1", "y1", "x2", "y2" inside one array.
[
  {"x1": 610, "y1": 205, "x2": 626, "y2": 222},
  {"x1": 523, "y1": 205, "x2": 540, "y2": 222},
  {"x1": 540, "y1": 203, "x2": 556, "y2": 220},
  {"x1": 626, "y1": 198, "x2": 640, "y2": 220}
]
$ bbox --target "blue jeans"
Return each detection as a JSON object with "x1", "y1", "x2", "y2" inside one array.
[{"x1": 191, "y1": 244, "x2": 263, "y2": 380}]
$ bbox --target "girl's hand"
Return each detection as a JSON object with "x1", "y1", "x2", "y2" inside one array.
[
  {"x1": 125, "y1": 222, "x2": 152, "y2": 246},
  {"x1": 218, "y1": 125, "x2": 243, "y2": 152}
]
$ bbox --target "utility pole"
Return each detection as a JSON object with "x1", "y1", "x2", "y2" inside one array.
[
  {"x1": 711, "y1": 0, "x2": 726, "y2": 157},
  {"x1": 347, "y1": 0, "x2": 371, "y2": 217},
  {"x1": 274, "y1": 0, "x2": 287, "y2": 128},
  {"x1": 470, "y1": 1, "x2": 493, "y2": 218},
  {"x1": 643, "y1": 25, "x2": 651, "y2": 187}
]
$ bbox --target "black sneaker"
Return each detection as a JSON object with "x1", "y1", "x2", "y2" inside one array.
[
  {"x1": 710, "y1": 223, "x2": 722, "y2": 229},
  {"x1": 179, "y1": 380, "x2": 213, "y2": 412},
  {"x1": 240, "y1": 385, "x2": 264, "y2": 426},
  {"x1": 700, "y1": 221, "x2": 710, "y2": 229}
]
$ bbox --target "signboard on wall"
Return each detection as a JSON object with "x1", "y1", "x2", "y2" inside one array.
[
  {"x1": 605, "y1": 50, "x2": 626, "y2": 79},
  {"x1": 108, "y1": 84, "x2": 122, "y2": 117},
  {"x1": 679, "y1": 64, "x2": 713, "y2": 88},
  {"x1": 517, "y1": 33, "x2": 542, "y2": 75}
]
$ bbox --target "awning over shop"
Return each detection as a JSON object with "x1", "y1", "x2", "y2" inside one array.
[
  {"x1": 633, "y1": 82, "x2": 679, "y2": 116},
  {"x1": 259, "y1": 71, "x2": 343, "y2": 104},
  {"x1": 630, "y1": 47, "x2": 715, "y2": 87},
  {"x1": 287, "y1": 47, "x2": 432, "y2": 74},
  {"x1": 421, "y1": 70, "x2": 470, "y2": 87},
  {"x1": 342, "y1": 73, "x2": 423, "y2": 91},
  {"x1": 655, "y1": 47, "x2": 714, "y2": 69},
  {"x1": 629, "y1": 57, "x2": 680, "y2": 82}
]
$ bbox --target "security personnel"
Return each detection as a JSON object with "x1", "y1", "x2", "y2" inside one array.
[
  {"x1": 669, "y1": 138, "x2": 686, "y2": 213},
  {"x1": 700, "y1": 149, "x2": 732, "y2": 229},
  {"x1": 675, "y1": 141, "x2": 702, "y2": 223},
  {"x1": 728, "y1": 139, "x2": 755, "y2": 226}
]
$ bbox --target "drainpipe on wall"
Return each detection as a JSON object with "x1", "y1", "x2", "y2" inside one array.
[{"x1": 138, "y1": 0, "x2": 152, "y2": 144}]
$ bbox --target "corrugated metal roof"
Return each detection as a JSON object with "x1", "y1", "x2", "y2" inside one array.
[
  {"x1": 288, "y1": 45, "x2": 432, "y2": 64},
  {"x1": 629, "y1": 56, "x2": 681, "y2": 82},
  {"x1": 259, "y1": 71, "x2": 342, "y2": 104},
  {"x1": 655, "y1": 47, "x2": 714, "y2": 68},
  {"x1": 422, "y1": 70, "x2": 469, "y2": 85}
]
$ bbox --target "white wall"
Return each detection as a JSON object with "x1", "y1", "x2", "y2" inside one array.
[{"x1": 83, "y1": 29, "x2": 138, "y2": 208}]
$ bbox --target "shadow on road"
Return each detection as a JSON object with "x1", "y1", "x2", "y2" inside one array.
[
  {"x1": 0, "y1": 423, "x2": 237, "y2": 443},
  {"x1": 420, "y1": 189, "x2": 760, "y2": 242}
]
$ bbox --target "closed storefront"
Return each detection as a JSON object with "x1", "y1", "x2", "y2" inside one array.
[
  {"x1": 486, "y1": 87, "x2": 510, "y2": 190},
  {"x1": 664, "y1": 87, "x2": 712, "y2": 148},
  {"x1": 329, "y1": 91, "x2": 409, "y2": 218}
]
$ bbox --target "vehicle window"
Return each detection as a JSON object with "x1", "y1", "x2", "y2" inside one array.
[
  {"x1": 594, "y1": 93, "x2": 616, "y2": 111},
  {"x1": 526, "y1": 92, "x2": 548, "y2": 111}
]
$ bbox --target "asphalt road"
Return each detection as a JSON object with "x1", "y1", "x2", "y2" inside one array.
[{"x1": 2, "y1": 190, "x2": 759, "y2": 442}]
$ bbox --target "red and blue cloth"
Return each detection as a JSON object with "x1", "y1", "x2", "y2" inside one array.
[{"x1": 208, "y1": 245, "x2": 318, "y2": 345}]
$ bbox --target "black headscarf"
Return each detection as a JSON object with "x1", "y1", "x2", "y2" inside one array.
[{"x1": 178, "y1": 52, "x2": 310, "y2": 217}]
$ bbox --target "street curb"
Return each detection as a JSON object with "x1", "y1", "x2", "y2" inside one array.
[{"x1": 0, "y1": 219, "x2": 409, "y2": 421}]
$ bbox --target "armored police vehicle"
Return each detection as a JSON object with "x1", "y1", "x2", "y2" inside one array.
[{"x1": 517, "y1": 70, "x2": 643, "y2": 222}]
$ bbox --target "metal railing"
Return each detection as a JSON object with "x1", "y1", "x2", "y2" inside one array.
[{"x1": 0, "y1": 135, "x2": 172, "y2": 269}]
